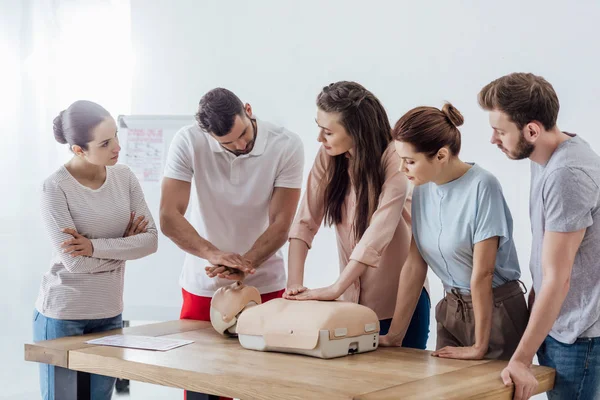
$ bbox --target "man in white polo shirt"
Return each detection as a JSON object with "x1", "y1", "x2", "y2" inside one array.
[{"x1": 160, "y1": 88, "x2": 304, "y2": 324}]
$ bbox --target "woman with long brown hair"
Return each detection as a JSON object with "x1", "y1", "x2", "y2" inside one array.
[{"x1": 284, "y1": 81, "x2": 430, "y2": 349}]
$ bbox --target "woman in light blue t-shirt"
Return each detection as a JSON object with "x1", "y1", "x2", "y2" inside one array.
[{"x1": 379, "y1": 103, "x2": 528, "y2": 361}]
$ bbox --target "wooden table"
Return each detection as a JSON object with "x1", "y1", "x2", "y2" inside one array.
[{"x1": 25, "y1": 320, "x2": 555, "y2": 399}]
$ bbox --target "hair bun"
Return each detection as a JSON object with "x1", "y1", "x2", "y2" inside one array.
[
  {"x1": 441, "y1": 103, "x2": 464, "y2": 127},
  {"x1": 53, "y1": 110, "x2": 67, "y2": 144}
]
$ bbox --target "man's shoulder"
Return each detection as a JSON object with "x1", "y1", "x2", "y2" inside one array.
[
  {"x1": 171, "y1": 123, "x2": 212, "y2": 152},
  {"x1": 550, "y1": 136, "x2": 600, "y2": 169},
  {"x1": 174, "y1": 123, "x2": 204, "y2": 140},
  {"x1": 260, "y1": 119, "x2": 302, "y2": 147}
]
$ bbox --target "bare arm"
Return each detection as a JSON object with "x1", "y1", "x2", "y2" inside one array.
[
  {"x1": 379, "y1": 238, "x2": 427, "y2": 346},
  {"x1": 285, "y1": 238, "x2": 310, "y2": 295},
  {"x1": 470, "y1": 237, "x2": 497, "y2": 353},
  {"x1": 244, "y1": 187, "x2": 301, "y2": 268},
  {"x1": 208, "y1": 187, "x2": 301, "y2": 280},
  {"x1": 159, "y1": 177, "x2": 216, "y2": 258},
  {"x1": 501, "y1": 229, "x2": 585, "y2": 400},
  {"x1": 285, "y1": 148, "x2": 327, "y2": 296},
  {"x1": 433, "y1": 237, "x2": 498, "y2": 359},
  {"x1": 159, "y1": 177, "x2": 250, "y2": 270},
  {"x1": 512, "y1": 230, "x2": 584, "y2": 363},
  {"x1": 332, "y1": 260, "x2": 368, "y2": 296},
  {"x1": 288, "y1": 146, "x2": 412, "y2": 301},
  {"x1": 287, "y1": 258, "x2": 369, "y2": 301}
]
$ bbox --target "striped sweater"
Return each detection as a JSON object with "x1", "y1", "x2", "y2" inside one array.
[{"x1": 35, "y1": 164, "x2": 158, "y2": 320}]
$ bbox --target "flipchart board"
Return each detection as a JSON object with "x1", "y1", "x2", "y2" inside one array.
[{"x1": 117, "y1": 115, "x2": 195, "y2": 321}]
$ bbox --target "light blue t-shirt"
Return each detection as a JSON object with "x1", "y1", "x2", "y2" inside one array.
[{"x1": 412, "y1": 163, "x2": 521, "y2": 292}]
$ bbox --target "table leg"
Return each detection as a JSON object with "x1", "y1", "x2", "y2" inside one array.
[
  {"x1": 54, "y1": 366, "x2": 91, "y2": 400},
  {"x1": 115, "y1": 319, "x2": 130, "y2": 393}
]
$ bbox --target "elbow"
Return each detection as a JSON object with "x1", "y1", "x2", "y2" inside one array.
[
  {"x1": 61, "y1": 258, "x2": 81, "y2": 274},
  {"x1": 149, "y1": 231, "x2": 159, "y2": 255},
  {"x1": 402, "y1": 259, "x2": 425, "y2": 280},
  {"x1": 279, "y1": 224, "x2": 292, "y2": 246},
  {"x1": 545, "y1": 273, "x2": 571, "y2": 297},
  {"x1": 159, "y1": 212, "x2": 175, "y2": 238},
  {"x1": 563, "y1": 276, "x2": 571, "y2": 293},
  {"x1": 273, "y1": 219, "x2": 292, "y2": 246},
  {"x1": 470, "y1": 270, "x2": 494, "y2": 291}
]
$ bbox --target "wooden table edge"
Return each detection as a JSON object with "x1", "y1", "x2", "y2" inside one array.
[
  {"x1": 24, "y1": 319, "x2": 210, "y2": 368},
  {"x1": 353, "y1": 360, "x2": 555, "y2": 400}
]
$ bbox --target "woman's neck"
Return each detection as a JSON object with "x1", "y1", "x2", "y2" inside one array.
[
  {"x1": 433, "y1": 158, "x2": 471, "y2": 186},
  {"x1": 65, "y1": 156, "x2": 106, "y2": 183}
]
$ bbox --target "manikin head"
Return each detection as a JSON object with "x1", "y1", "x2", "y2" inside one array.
[{"x1": 210, "y1": 281, "x2": 262, "y2": 336}]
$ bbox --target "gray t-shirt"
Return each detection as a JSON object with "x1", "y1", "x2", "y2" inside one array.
[{"x1": 530, "y1": 134, "x2": 600, "y2": 344}]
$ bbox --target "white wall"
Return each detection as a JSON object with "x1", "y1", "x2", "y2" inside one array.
[
  {"x1": 2, "y1": 1, "x2": 133, "y2": 396},
  {"x1": 128, "y1": 0, "x2": 600, "y2": 349},
  {"x1": 2, "y1": 1, "x2": 597, "y2": 397}
]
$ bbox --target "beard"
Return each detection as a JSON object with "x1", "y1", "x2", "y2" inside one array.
[
  {"x1": 502, "y1": 131, "x2": 535, "y2": 160},
  {"x1": 231, "y1": 139, "x2": 255, "y2": 156}
]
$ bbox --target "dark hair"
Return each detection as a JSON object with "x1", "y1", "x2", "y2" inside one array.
[
  {"x1": 393, "y1": 103, "x2": 464, "y2": 157},
  {"x1": 53, "y1": 100, "x2": 111, "y2": 150},
  {"x1": 317, "y1": 81, "x2": 392, "y2": 242},
  {"x1": 195, "y1": 88, "x2": 245, "y2": 137},
  {"x1": 478, "y1": 72, "x2": 559, "y2": 130}
]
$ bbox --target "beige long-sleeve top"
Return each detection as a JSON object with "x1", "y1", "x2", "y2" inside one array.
[
  {"x1": 35, "y1": 164, "x2": 158, "y2": 320},
  {"x1": 290, "y1": 143, "x2": 426, "y2": 320}
]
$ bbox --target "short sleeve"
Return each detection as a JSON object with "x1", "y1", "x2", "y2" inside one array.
[
  {"x1": 544, "y1": 167, "x2": 597, "y2": 232},
  {"x1": 473, "y1": 174, "x2": 512, "y2": 247},
  {"x1": 163, "y1": 128, "x2": 194, "y2": 182},
  {"x1": 274, "y1": 133, "x2": 304, "y2": 189}
]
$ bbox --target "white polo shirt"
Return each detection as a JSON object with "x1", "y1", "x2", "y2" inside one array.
[{"x1": 164, "y1": 118, "x2": 304, "y2": 297}]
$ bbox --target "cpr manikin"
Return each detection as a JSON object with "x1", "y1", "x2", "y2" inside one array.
[
  {"x1": 210, "y1": 281, "x2": 262, "y2": 336},
  {"x1": 210, "y1": 282, "x2": 380, "y2": 359}
]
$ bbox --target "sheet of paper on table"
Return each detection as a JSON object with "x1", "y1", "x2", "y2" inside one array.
[{"x1": 85, "y1": 335, "x2": 194, "y2": 351}]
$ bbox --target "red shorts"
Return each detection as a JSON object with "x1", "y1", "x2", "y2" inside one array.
[
  {"x1": 180, "y1": 287, "x2": 284, "y2": 400},
  {"x1": 180, "y1": 287, "x2": 285, "y2": 321}
]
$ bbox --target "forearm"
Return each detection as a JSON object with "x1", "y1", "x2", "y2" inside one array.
[
  {"x1": 387, "y1": 262, "x2": 427, "y2": 337},
  {"x1": 528, "y1": 287, "x2": 535, "y2": 311},
  {"x1": 244, "y1": 220, "x2": 289, "y2": 269},
  {"x1": 332, "y1": 259, "x2": 368, "y2": 295},
  {"x1": 470, "y1": 274, "x2": 494, "y2": 351},
  {"x1": 91, "y1": 230, "x2": 158, "y2": 261},
  {"x1": 62, "y1": 255, "x2": 124, "y2": 274},
  {"x1": 511, "y1": 277, "x2": 570, "y2": 364},
  {"x1": 287, "y1": 239, "x2": 309, "y2": 286},
  {"x1": 160, "y1": 212, "x2": 219, "y2": 259}
]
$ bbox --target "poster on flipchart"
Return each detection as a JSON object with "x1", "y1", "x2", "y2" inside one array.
[{"x1": 125, "y1": 128, "x2": 164, "y2": 182}]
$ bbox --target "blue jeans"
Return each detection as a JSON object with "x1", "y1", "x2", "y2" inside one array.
[
  {"x1": 537, "y1": 335, "x2": 600, "y2": 400},
  {"x1": 32, "y1": 310, "x2": 123, "y2": 400},
  {"x1": 379, "y1": 287, "x2": 430, "y2": 350}
]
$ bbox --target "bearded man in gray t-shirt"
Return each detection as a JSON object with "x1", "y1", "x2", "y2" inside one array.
[{"x1": 479, "y1": 72, "x2": 600, "y2": 400}]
